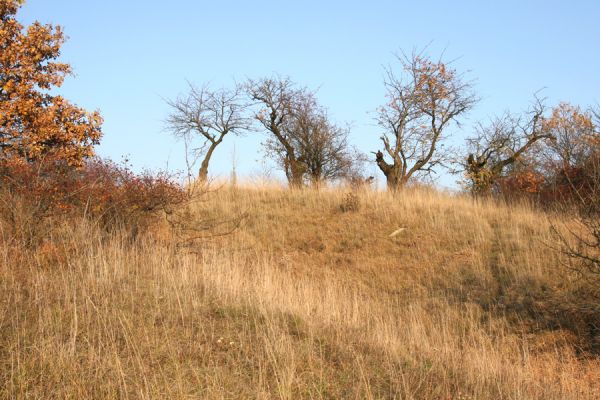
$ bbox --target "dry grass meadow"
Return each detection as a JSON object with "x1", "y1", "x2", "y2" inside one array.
[{"x1": 1, "y1": 184, "x2": 599, "y2": 399}]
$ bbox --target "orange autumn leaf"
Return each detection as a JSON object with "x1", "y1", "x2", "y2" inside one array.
[{"x1": 0, "y1": 0, "x2": 102, "y2": 166}]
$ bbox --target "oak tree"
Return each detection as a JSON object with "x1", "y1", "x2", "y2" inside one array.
[{"x1": 0, "y1": 0, "x2": 102, "y2": 166}]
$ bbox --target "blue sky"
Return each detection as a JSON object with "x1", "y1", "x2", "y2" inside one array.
[{"x1": 19, "y1": 0, "x2": 600, "y2": 187}]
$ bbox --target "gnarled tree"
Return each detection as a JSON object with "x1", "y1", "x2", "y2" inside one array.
[
  {"x1": 166, "y1": 83, "x2": 250, "y2": 183},
  {"x1": 463, "y1": 98, "x2": 552, "y2": 195},
  {"x1": 0, "y1": 0, "x2": 103, "y2": 166},
  {"x1": 375, "y1": 51, "x2": 476, "y2": 190}
]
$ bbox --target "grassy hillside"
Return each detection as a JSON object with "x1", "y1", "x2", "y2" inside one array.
[{"x1": 1, "y1": 185, "x2": 599, "y2": 399}]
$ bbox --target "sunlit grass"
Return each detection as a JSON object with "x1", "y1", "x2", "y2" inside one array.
[{"x1": 1, "y1": 184, "x2": 598, "y2": 399}]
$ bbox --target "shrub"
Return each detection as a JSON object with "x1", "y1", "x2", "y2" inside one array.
[
  {"x1": 339, "y1": 192, "x2": 360, "y2": 213},
  {"x1": 0, "y1": 156, "x2": 186, "y2": 247},
  {"x1": 495, "y1": 170, "x2": 545, "y2": 203}
]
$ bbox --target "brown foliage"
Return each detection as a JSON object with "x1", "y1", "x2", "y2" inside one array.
[
  {"x1": 496, "y1": 169, "x2": 546, "y2": 199},
  {"x1": 535, "y1": 103, "x2": 598, "y2": 206},
  {"x1": 0, "y1": 0, "x2": 102, "y2": 166},
  {"x1": 0, "y1": 157, "x2": 186, "y2": 248},
  {"x1": 463, "y1": 101, "x2": 599, "y2": 206},
  {"x1": 541, "y1": 102, "x2": 595, "y2": 169},
  {"x1": 462, "y1": 97, "x2": 551, "y2": 196}
]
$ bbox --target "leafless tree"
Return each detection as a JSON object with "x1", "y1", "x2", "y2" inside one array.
[
  {"x1": 462, "y1": 97, "x2": 552, "y2": 195},
  {"x1": 246, "y1": 76, "x2": 306, "y2": 187},
  {"x1": 298, "y1": 120, "x2": 355, "y2": 186},
  {"x1": 247, "y1": 76, "x2": 356, "y2": 187},
  {"x1": 283, "y1": 92, "x2": 355, "y2": 185},
  {"x1": 375, "y1": 51, "x2": 477, "y2": 191},
  {"x1": 166, "y1": 82, "x2": 250, "y2": 183}
]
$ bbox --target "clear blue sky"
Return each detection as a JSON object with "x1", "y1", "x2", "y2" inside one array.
[{"x1": 19, "y1": 0, "x2": 600, "y2": 187}]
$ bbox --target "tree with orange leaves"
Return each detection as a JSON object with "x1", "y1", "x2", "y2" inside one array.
[
  {"x1": 537, "y1": 103, "x2": 598, "y2": 204},
  {"x1": 540, "y1": 102, "x2": 595, "y2": 170},
  {"x1": 0, "y1": 0, "x2": 102, "y2": 166}
]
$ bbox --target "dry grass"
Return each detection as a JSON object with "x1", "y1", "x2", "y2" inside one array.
[{"x1": 1, "y1": 184, "x2": 599, "y2": 399}]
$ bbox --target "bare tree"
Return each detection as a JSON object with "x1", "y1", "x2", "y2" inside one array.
[
  {"x1": 463, "y1": 97, "x2": 552, "y2": 195},
  {"x1": 375, "y1": 51, "x2": 477, "y2": 191},
  {"x1": 281, "y1": 92, "x2": 355, "y2": 186},
  {"x1": 166, "y1": 83, "x2": 250, "y2": 183},
  {"x1": 300, "y1": 124, "x2": 357, "y2": 186},
  {"x1": 246, "y1": 76, "x2": 306, "y2": 188},
  {"x1": 247, "y1": 76, "x2": 355, "y2": 187}
]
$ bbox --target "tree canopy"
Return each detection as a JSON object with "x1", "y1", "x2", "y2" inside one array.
[{"x1": 0, "y1": 0, "x2": 102, "y2": 166}]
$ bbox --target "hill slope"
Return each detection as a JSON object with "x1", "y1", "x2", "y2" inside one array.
[{"x1": 1, "y1": 185, "x2": 598, "y2": 399}]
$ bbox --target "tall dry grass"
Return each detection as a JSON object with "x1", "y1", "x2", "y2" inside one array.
[{"x1": 1, "y1": 184, "x2": 598, "y2": 399}]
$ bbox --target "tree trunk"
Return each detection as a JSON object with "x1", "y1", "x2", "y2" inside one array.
[
  {"x1": 375, "y1": 151, "x2": 404, "y2": 191},
  {"x1": 385, "y1": 171, "x2": 405, "y2": 191},
  {"x1": 198, "y1": 142, "x2": 219, "y2": 183},
  {"x1": 287, "y1": 159, "x2": 305, "y2": 188}
]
